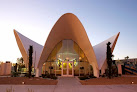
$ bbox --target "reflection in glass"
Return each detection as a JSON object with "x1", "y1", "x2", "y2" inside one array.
[
  {"x1": 63, "y1": 62, "x2": 67, "y2": 75},
  {"x1": 69, "y1": 63, "x2": 72, "y2": 75}
]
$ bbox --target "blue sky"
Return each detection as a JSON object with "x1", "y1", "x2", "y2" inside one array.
[{"x1": 0, "y1": 0, "x2": 137, "y2": 63}]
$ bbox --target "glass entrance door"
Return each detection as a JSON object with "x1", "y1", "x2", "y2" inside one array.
[
  {"x1": 68, "y1": 62, "x2": 73, "y2": 75},
  {"x1": 62, "y1": 62, "x2": 67, "y2": 75},
  {"x1": 62, "y1": 61, "x2": 74, "y2": 76}
]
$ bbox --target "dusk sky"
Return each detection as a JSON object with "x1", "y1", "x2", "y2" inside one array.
[{"x1": 0, "y1": 0, "x2": 137, "y2": 63}]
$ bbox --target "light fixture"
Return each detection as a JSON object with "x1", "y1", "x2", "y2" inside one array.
[
  {"x1": 22, "y1": 82, "x2": 25, "y2": 84},
  {"x1": 79, "y1": 57, "x2": 81, "y2": 60}
]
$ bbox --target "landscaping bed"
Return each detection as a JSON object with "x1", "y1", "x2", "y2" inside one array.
[
  {"x1": 0, "y1": 77, "x2": 57, "y2": 85},
  {"x1": 80, "y1": 76, "x2": 137, "y2": 85}
]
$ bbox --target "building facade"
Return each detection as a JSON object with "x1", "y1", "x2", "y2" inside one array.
[
  {"x1": 14, "y1": 13, "x2": 120, "y2": 77},
  {"x1": 115, "y1": 58, "x2": 137, "y2": 75},
  {"x1": 0, "y1": 61, "x2": 12, "y2": 75}
]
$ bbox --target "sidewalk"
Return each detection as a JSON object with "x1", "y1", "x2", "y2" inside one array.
[{"x1": 57, "y1": 77, "x2": 81, "y2": 86}]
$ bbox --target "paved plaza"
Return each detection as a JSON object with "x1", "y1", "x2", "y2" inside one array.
[{"x1": 0, "y1": 77, "x2": 137, "y2": 92}]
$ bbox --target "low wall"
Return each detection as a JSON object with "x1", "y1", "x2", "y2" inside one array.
[{"x1": 0, "y1": 62, "x2": 12, "y2": 75}]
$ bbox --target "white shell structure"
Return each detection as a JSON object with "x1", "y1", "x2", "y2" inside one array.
[
  {"x1": 14, "y1": 30, "x2": 43, "y2": 69},
  {"x1": 14, "y1": 13, "x2": 120, "y2": 77},
  {"x1": 93, "y1": 32, "x2": 120, "y2": 74}
]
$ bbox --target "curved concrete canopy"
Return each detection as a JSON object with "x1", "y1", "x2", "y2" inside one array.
[
  {"x1": 14, "y1": 13, "x2": 120, "y2": 77},
  {"x1": 93, "y1": 32, "x2": 120, "y2": 70},
  {"x1": 38, "y1": 13, "x2": 99, "y2": 77},
  {"x1": 14, "y1": 30, "x2": 43, "y2": 68}
]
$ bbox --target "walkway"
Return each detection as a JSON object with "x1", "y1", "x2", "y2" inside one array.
[
  {"x1": 0, "y1": 77, "x2": 137, "y2": 92},
  {"x1": 57, "y1": 77, "x2": 81, "y2": 86}
]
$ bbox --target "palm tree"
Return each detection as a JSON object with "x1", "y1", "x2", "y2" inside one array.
[{"x1": 125, "y1": 56, "x2": 129, "y2": 62}]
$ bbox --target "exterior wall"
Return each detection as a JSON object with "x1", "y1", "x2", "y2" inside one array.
[
  {"x1": 77, "y1": 61, "x2": 92, "y2": 75},
  {"x1": 38, "y1": 13, "x2": 99, "y2": 77},
  {"x1": 118, "y1": 64, "x2": 122, "y2": 74},
  {"x1": 0, "y1": 63, "x2": 4, "y2": 75},
  {"x1": 116, "y1": 58, "x2": 137, "y2": 64},
  {"x1": 115, "y1": 58, "x2": 137, "y2": 75},
  {"x1": 115, "y1": 58, "x2": 137, "y2": 66},
  {"x1": 0, "y1": 62, "x2": 12, "y2": 75}
]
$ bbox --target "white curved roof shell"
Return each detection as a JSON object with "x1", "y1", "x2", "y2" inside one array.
[
  {"x1": 14, "y1": 13, "x2": 120, "y2": 77},
  {"x1": 93, "y1": 32, "x2": 120, "y2": 69},
  {"x1": 14, "y1": 30, "x2": 43, "y2": 68},
  {"x1": 38, "y1": 13, "x2": 98, "y2": 73}
]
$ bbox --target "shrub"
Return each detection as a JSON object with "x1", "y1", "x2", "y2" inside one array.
[
  {"x1": 101, "y1": 74, "x2": 105, "y2": 77},
  {"x1": 78, "y1": 75, "x2": 90, "y2": 80},
  {"x1": 84, "y1": 75, "x2": 90, "y2": 79},
  {"x1": 90, "y1": 76, "x2": 97, "y2": 78},
  {"x1": 115, "y1": 75, "x2": 118, "y2": 77},
  {"x1": 78, "y1": 77, "x2": 86, "y2": 80},
  {"x1": 32, "y1": 75, "x2": 35, "y2": 77},
  {"x1": 46, "y1": 74, "x2": 51, "y2": 78},
  {"x1": 25, "y1": 73, "x2": 30, "y2": 77},
  {"x1": 101, "y1": 73, "x2": 106, "y2": 78},
  {"x1": 41, "y1": 74, "x2": 46, "y2": 78},
  {"x1": 41, "y1": 74, "x2": 58, "y2": 80},
  {"x1": 51, "y1": 75, "x2": 58, "y2": 80},
  {"x1": 118, "y1": 74, "x2": 122, "y2": 76},
  {"x1": 11, "y1": 72, "x2": 19, "y2": 77},
  {"x1": 89, "y1": 74, "x2": 97, "y2": 78}
]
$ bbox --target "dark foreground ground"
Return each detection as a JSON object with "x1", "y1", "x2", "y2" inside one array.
[
  {"x1": 80, "y1": 75, "x2": 137, "y2": 85},
  {"x1": 0, "y1": 75, "x2": 137, "y2": 85},
  {"x1": 0, "y1": 77, "x2": 57, "y2": 85}
]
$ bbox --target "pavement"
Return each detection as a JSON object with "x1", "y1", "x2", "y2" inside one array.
[{"x1": 0, "y1": 77, "x2": 137, "y2": 92}]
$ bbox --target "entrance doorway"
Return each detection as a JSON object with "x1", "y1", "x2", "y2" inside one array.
[{"x1": 62, "y1": 61, "x2": 74, "y2": 77}]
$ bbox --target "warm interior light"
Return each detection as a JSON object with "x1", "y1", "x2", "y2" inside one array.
[
  {"x1": 58, "y1": 55, "x2": 60, "y2": 58},
  {"x1": 66, "y1": 57, "x2": 69, "y2": 60},
  {"x1": 79, "y1": 57, "x2": 81, "y2": 60}
]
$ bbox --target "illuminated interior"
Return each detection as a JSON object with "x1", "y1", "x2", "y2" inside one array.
[{"x1": 42, "y1": 40, "x2": 93, "y2": 76}]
